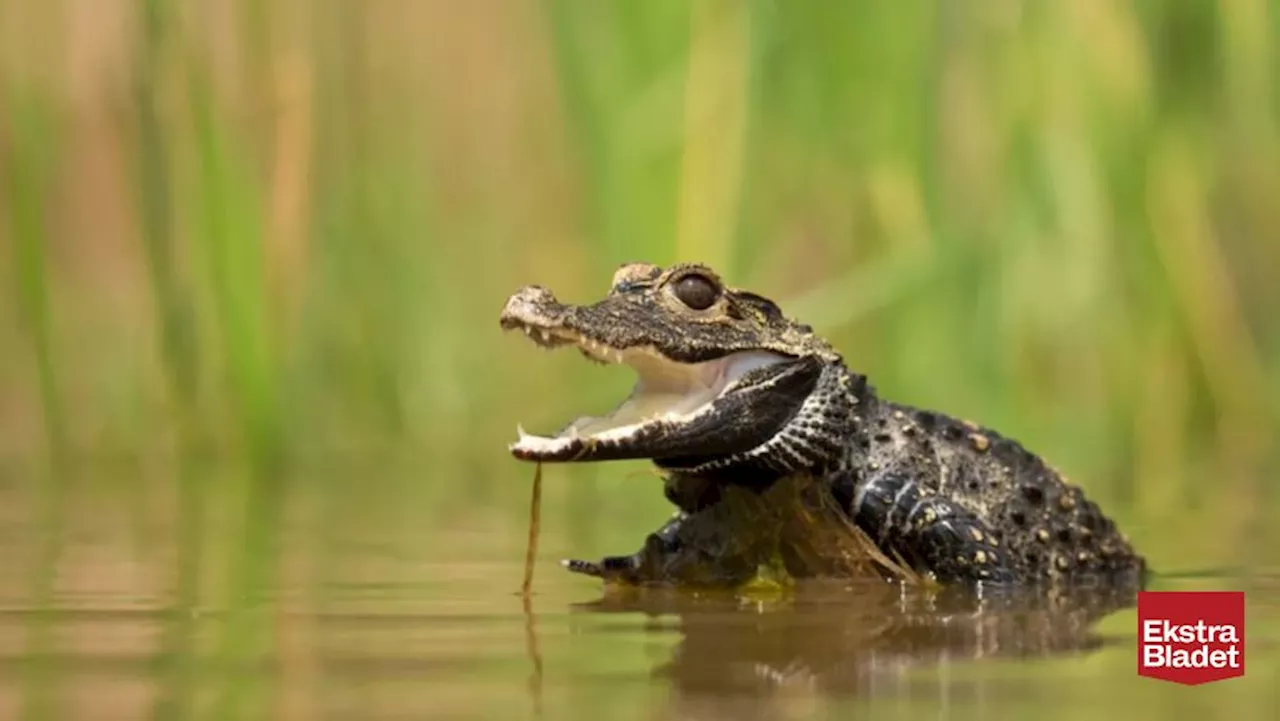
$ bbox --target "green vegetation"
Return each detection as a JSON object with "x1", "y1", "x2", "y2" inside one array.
[
  {"x1": 2, "y1": 0, "x2": 1275, "y2": 510},
  {"x1": 1, "y1": 2, "x2": 1278, "y2": 719}
]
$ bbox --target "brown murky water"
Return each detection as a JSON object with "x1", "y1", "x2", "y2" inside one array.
[{"x1": 0, "y1": 465, "x2": 1278, "y2": 720}]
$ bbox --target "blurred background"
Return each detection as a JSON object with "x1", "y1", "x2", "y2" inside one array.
[{"x1": 1, "y1": 1, "x2": 1279, "y2": 719}]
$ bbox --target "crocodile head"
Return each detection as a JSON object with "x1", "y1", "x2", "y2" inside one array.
[{"x1": 499, "y1": 262, "x2": 862, "y2": 477}]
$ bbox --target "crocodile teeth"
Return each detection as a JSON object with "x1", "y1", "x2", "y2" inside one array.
[{"x1": 580, "y1": 339, "x2": 621, "y2": 364}]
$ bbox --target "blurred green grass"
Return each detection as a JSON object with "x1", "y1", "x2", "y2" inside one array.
[
  {"x1": 0, "y1": 0, "x2": 1278, "y2": 570},
  {"x1": 1, "y1": 3, "x2": 1279, "y2": 719}
]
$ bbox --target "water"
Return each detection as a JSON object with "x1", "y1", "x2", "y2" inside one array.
[{"x1": 1, "y1": 464, "x2": 1278, "y2": 720}]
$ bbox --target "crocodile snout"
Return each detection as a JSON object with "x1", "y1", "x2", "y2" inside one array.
[{"x1": 499, "y1": 285, "x2": 565, "y2": 331}]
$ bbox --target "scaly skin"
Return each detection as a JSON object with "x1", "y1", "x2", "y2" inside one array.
[
  {"x1": 627, "y1": 395, "x2": 1144, "y2": 586},
  {"x1": 500, "y1": 262, "x2": 1147, "y2": 587}
]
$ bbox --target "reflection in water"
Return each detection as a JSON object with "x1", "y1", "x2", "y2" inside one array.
[
  {"x1": 521, "y1": 593, "x2": 545, "y2": 720},
  {"x1": 570, "y1": 579, "x2": 1138, "y2": 709}
]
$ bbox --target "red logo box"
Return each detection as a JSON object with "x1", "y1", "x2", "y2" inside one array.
[{"x1": 1137, "y1": 591, "x2": 1245, "y2": 685}]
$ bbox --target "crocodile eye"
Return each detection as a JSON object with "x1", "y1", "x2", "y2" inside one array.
[{"x1": 672, "y1": 274, "x2": 719, "y2": 310}]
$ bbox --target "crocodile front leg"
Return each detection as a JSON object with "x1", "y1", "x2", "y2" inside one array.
[
  {"x1": 563, "y1": 511, "x2": 689, "y2": 583},
  {"x1": 851, "y1": 468, "x2": 1017, "y2": 585},
  {"x1": 564, "y1": 471, "x2": 751, "y2": 585},
  {"x1": 562, "y1": 507, "x2": 766, "y2": 587}
]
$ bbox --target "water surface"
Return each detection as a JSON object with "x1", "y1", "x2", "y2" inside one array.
[{"x1": 1, "y1": 463, "x2": 1277, "y2": 720}]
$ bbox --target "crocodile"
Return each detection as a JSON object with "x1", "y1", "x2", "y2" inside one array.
[{"x1": 499, "y1": 262, "x2": 1147, "y2": 587}]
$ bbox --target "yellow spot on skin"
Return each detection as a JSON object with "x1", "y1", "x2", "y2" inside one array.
[
  {"x1": 969, "y1": 528, "x2": 984, "y2": 543},
  {"x1": 974, "y1": 550, "x2": 988, "y2": 564},
  {"x1": 922, "y1": 508, "x2": 937, "y2": 524},
  {"x1": 1077, "y1": 551, "x2": 1091, "y2": 562},
  {"x1": 1055, "y1": 556, "x2": 1070, "y2": 570},
  {"x1": 1059, "y1": 494, "x2": 1076, "y2": 510},
  {"x1": 1036, "y1": 529, "x2": 1050, "y2": 542},
  {"x1": 961, "y1": 419, "x2": 979, "y2": 431},
  {"x1": 969, "y1": 433, "x2": 990, "y2": 452}
]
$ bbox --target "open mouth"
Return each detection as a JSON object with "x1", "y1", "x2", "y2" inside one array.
[{"x1": 505, "y1": 322, "x2": 790, "y2": 461}]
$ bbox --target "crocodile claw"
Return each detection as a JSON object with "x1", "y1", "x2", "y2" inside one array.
[{"x1": 562, "y1": 558, "x2": 604, "y2": 577}]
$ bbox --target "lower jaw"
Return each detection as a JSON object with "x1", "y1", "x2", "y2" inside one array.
[
  {"x1": 512, "y1": 394, "x2": 726, "y2": 462},
  {"x1": 509, "y1": 349, "x2": 798, "y2": 463}
]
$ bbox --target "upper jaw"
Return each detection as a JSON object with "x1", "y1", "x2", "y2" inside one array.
[
  {"x1": 509, "y1": 321, "x2": 626, "y2": 365},
  {"x1": 499, "y1": 284, "x2": 631, "y2": 365}
]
